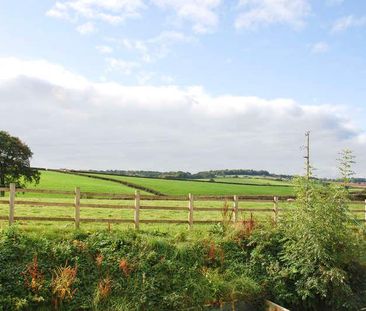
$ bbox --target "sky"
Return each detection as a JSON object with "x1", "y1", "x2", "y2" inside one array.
[{"x1": 0, "y1": 0, "x2": 366, "y2": 177}]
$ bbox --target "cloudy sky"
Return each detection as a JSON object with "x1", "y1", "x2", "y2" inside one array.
[{"x1": 1, "y1": 0, "x2": 366, "y2": 177}]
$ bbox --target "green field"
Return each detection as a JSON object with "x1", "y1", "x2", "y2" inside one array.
[
  {"x1": 210, "y1": 176, "x2": 292, "y2": 186},
  {"x1": 0, "y1": 170, "x2": 364, "y2": 235},
  {"x1": 15, "y1": 170, "x2": 149, "y2": 197},
  {"x1": 80, "y1": 173, "x2": 295, "y2": 196}
]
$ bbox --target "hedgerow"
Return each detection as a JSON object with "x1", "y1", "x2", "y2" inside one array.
[{"x1": 0, "y1": 228, "x2": 264, "y2": 311}]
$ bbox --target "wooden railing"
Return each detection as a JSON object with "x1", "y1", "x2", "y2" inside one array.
[{"x1": 0, "y1": 184, "x2": 365, "y2": 229}]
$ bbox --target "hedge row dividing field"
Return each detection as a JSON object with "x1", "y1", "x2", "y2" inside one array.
[{"x1": 77, "y1": 172, "x2": 295, "y2": 196}]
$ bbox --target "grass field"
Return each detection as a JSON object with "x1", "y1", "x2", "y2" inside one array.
[
  {"x1": 210, "y1": 177, "x2": 292, "y2": 186},
  {"x1": 0, "y1": 170, "x2": 364, "y2": 235},
  {"x1": 15, "y1": 170, "x2": 149, "y2": 197},
  {"x1": 80, "y1": 173, "x2": 295, "y2": 196},
  {"x1": 1, "y1": 194, "x2": 364, "y2": 236}
]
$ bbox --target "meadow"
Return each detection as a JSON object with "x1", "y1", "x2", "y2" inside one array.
[
  {"x1": 0, "y1": 169, "x2": 364, "y2": 236},
  {"x1": 210, "y1": 177, "x2": 292, "y2": 186},
  {"x1": 0, "y1": 171, "x2": 365, "y2": 310},
  {"x1": 16, "y1": 170, "x2": 150, "y2": 198},
  {"x1": 78, "y1": 172, "x2": 295, "y2": 196}
]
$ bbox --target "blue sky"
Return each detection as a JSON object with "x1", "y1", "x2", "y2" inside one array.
[{"x1": 1, "y1": 0, "x2": 366, "y2": 176}]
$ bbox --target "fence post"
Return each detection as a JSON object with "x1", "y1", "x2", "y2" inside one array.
[
  {"x1": 273, "y1": 196, "x2": 279, "y2": 223},
  {"x1": 233, "y1": 195, "x2": 239, "y2": 223},
  {"x1": 9, "y1": 183, "x2": 15, "y2": 226},
  {"x1": 74, "y1": 187, "x2": 81, "y2": 229},
  {"x1": 188, "y1": 193, "x2": 194, "y2": 229},
  {"x1": 364, "y1": 199, "x2": 366, "y2": 224},
  {"x1": 134, "y1": 190, "x2": 140, "y2": 230}
]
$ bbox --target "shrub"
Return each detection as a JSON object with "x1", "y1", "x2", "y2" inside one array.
[
  {"x1": 0, "y1": 228, "x2": 264, "y2": 310},
  {"x1": 244, "y1": 177, "x2": 366, "y2": 310}
]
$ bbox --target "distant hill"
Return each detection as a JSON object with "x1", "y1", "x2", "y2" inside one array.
[{"x1": 80, "y1": 169, "x2": 293, "y2": 180}]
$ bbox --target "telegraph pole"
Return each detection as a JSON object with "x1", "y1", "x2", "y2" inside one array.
[{"x1": 304, "y1": 131, "x2": 310, "y2": 179}]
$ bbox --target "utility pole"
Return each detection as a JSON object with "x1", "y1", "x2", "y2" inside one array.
[{"x1": 304, "y1": 131, "x2": 310, "y2": 179}]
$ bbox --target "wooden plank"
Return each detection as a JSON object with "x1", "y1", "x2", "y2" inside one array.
[
  {"x1": 266, "y1": 300, "x2": 290, "y2": 311},
  {"x1": 140, "y1": 219, "x2": 187, "y2": 224},
  {"x1": 81, "y1": 192, "x2": 135, "y2": 199},
  {"x1": 0, "y1": 216, "x2": 8, "y2": 220},
  {"x1": 140, "y1": 206, "x2": 187, "y2": 211},
  {"x1": 140, "y1": 195, "x2": 186, "y2": 201},
  {"x1": 0, "y1": 200, "x2": 9, "y2": 204},
  {"x1": 79, "y1": 203, "x2": 134, "y2": 209},
  {"x1": 239, "y1": 208, "x2": 274, "y2": 212},
  {"x1": 14, "y1": 201, "x2": 74, "y2": 207},
  {"x1": 15, "y1": 188, "x2": 74, "y2": 195},
  {"x1": 81, "y1": 218, "x2": 133, "y2": 223},
  {"x1": 0, "y1": 187, "x2": 8, "y2": 192},
  {"x1": 194, "y1": 220, "x2": 221, "y2": 224},
  {"x1": 195, "y1": 196, "x2": 235, "y2": 201},
  {"x1": 14, "y1": 216, "x2": 74, "y2": 222},
  {"x1": 9, "y1": 184, "x2": 15, "y2": 225},
  {"x1": 195, "y1": 207, "x2": 228, "y2": 212},
  {"x1": 351, "y1": 209, "x2": 366, "y2": 213}
]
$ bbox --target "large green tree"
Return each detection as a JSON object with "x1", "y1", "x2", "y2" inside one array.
[{"x1": 0, "y1": 131, "x2": 40, "y2": 196}]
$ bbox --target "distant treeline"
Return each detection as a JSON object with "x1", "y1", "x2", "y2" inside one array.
[{"x1": 85, "y1": 169, "x2": 293, "y2": 180}]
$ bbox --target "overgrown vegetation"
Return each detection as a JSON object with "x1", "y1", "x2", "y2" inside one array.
[
  {"x1": 247, "y1": 177, "x2": 366, "y2": 310},
  {"x1": 0, "y1": 228, "x2": 265, "y2": 311},
  {"x1": 1, "y1": 153, "x2": 365, "y2": 310}
]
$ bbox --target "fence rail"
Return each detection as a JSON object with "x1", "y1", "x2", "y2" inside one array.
[{"x1": 1, "y1": 184, "x2": 365, "y2": 229}]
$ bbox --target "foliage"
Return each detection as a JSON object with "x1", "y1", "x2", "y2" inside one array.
[
  {"x1": 0, "y1": 131, "x2": 40, "y2": 194},
  {"x1": 337, "y1": 148, "x2": 356, "y2": 186},
  {"x1": 244, "y1": 177, "x2": 366, "y2": 310},
  {"x1": 0, "y1": 228, "x2": 264, "y2": 310}
]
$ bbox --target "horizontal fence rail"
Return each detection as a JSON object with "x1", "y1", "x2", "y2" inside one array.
[{"x1": 0, "y1": 184, "x2": 365, "y2": 229}]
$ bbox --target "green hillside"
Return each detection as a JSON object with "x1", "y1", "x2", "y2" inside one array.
[
  {"x1": 79, "y1": 173, "x2": 294, "y2": 196},
  {"x1": 21, "y1": 170, "x2": 146, "y2": 196},
  {"x1": 209, "y1": 177, "x2": 292, "y2": 186}
]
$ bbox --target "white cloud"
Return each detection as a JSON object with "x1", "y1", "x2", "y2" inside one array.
[
  {"x1": 151, "y1": 0, "x2": 221, "y2": 33},
  {"x1": 331, "y1": 15, "x2": 366, "y2": 33},
  {"x1": 106, "y1": 57, "x2": 140, "y2": 75},
  {"x1": 46, "y1": 0, "x2": 145, "y2": 24},
  {"x1": 47, "y1": 0, "x2": 221, "y2": 34},
  {"x1": 76, "y1": 22, "x2": 96, "y2": 34},
  {"x1": 116, "y1": 31, "x2": 194, "y2": 63},
  {"x1": 0, "y1": 57, "x2": 365, "y2": 176},
  {"x1": 311, "y1": 41, "x2": 329, "y2": 54},
  {"x1": 96, "y1": 45, "x2": 114, "y2": 54},
  {"x1": 235, "y1": 0, "x2": 310, "y2": 30}
]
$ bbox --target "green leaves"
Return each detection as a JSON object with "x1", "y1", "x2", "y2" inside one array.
[{"x1": 0, "y1": 131, "x2": 40, "y2": 192}]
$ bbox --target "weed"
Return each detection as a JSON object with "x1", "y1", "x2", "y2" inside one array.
[
  {"x1": 22, "y1": 255, "x2": 44, "y2": 294},
  {"x1": 97, "y1": 276, "x2": 112, "y2": 300},
  {"x1": 118, "y1": 259, "x2": 130, "y2": 277},
  {"x1": 51, "y1": 263, "x2": 78, "y2": 306}
]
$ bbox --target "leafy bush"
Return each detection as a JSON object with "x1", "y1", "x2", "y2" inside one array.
[
  {"x1": 0, "y1": 229, "x2": 264, "y2": 311},
  {"x1": 243, "y1": 177, "x2": 366, "y2": 310}
]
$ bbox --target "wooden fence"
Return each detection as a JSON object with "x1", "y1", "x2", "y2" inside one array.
[{"x1": 0, "y1": 184, "x2": 365, "y2": 229}]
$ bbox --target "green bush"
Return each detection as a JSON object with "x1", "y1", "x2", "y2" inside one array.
[
  {"x1": 242, "y1": 177, "x2": 366, "y2": 311},
  {"x1": 0, "y1": 228, "x2": 264, "y2": 311}
]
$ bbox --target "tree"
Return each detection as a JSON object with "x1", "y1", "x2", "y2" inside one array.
[
  {"x1": 0, "y1": 131, "x2": 40, "y2": 196},
  {"x1": 337, "y1": 148, "x2": 356, "y2": 186}
]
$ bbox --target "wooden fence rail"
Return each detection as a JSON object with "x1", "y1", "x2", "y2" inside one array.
[{"x1": 0, "y1": 184, "x2": 365, "y2": 229}]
